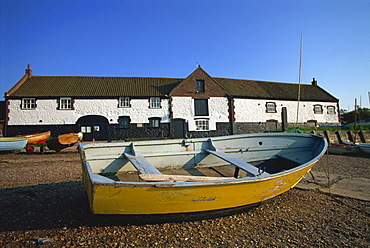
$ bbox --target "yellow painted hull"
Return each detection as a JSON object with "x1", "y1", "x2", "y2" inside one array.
[
  {"x1": 83, "y1": 161, "x2": 316, "y2": 215},
  {"x1": 21, "y1": 131, "x2": 51, "y2": 145},
  {"x1": 80, "y1": 132, "x2": 327, "y2": 216}
]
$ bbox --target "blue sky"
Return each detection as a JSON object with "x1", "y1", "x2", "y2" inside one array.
[{"x1": 1, "y1": 0, "x2": 369, "y2": 111}]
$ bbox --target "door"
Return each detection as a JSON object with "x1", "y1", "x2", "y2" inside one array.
[
  {"x1": 77, "y1": 115, "x2": 109, "y2": 141},
  {"x1": 172, "y1": 118, "x2": 185, "y2": 139}
]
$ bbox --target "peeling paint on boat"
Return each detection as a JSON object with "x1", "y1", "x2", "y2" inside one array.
[{"x1": 191, "y1": 196, "x2": 217, "y2": 202}]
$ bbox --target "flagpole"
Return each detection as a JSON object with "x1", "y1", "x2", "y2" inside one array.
[{"x1": 295, "y1": 34, "x2": 303, "y2": 127}]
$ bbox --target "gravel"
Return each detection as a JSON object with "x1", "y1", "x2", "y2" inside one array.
[{"x1": 0, "y1": 150, "x2": 369, "y2": 247}]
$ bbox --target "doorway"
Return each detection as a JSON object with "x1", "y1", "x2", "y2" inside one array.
[
  {"x1": 172, "y1": 118, "x2": 185, "y2": 139},
  {"x1": 77, "y1": 115, "x2": 109, "y2": 141}
]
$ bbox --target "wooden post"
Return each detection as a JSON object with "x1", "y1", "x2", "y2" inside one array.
[{"x1": 281, "y1": 107, "x2": 288, "y2": 132}]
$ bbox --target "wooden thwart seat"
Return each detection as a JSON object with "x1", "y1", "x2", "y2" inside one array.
[
  {"x1": 139, "y1": 174, "x2": 235, "y2": 182},
  {"x1": 123, "y1": 153, "x2": 161, "y2": 175},
  {"x1": 204, "y1": 149, "x2": 270, "y2": 177}
]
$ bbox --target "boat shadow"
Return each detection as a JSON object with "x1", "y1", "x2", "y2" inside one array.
[
  {"x1": 0, "y1": 181, "x2": 261, "y2": 232},
  {"x1": 328, "y1": 152, "x2": 370, "y2": 158}
]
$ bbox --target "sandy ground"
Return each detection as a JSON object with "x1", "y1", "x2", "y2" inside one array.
[{"x1": 0, "y1": 149, "x2": 369, "y2": 247}]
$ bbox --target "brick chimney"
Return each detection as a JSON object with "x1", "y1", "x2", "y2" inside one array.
[
  {"x1": 311, "y1": 78, "x2": 317, "y2": 86},
  {"x1": 25, "y1": 64, "x2": 32, "y2": 77}
]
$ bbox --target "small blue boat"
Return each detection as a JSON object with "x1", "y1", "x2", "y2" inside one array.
[{"x1": 0, "y1": 137, "x2": 28, "y2": 152}]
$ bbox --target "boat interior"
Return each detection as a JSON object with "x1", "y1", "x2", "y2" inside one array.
[
  {"x1": 81, "y1": 135, "x2": 322, "y2": 183},
  {"x1": 99, "y1": 157, "x2": 301, "y2": 182}
]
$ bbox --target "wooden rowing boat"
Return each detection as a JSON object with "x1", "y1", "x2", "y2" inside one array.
[
  {"x1": 0, "y1": 137, "x2": 28, "y2": 153},
  {"x1": 20, "y1": 131, "x2": 51, "y2": 145},
  {"x1": 79, "y1": 132, "x2": 327, "y2": 217},
  {"x1": 328, "y1": 143, "x2": 359, "y2": 155},
  {"x1": 47, "y1": 132, "x2": 83, "y2": 152}
]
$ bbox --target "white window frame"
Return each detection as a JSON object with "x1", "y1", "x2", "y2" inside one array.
[
  {"x1": 327, "y1": 106, "x2": 336, "y2": 114},
  {"x1": 21, "y1": 98, "x2": 36, "y2": 109},
  {"x1": 119, "y1": 97, "x2": 131, "y2": 108},
  {"x1": 314, "y1": 105, "x2": 323, "y2": 114},
  {"x1": 266, "y1": 102, "x2": 276, "y2": 113},
  {"x1": 149, "y1": 117, "x2": 161, "y2": 127},
  {"x1": 149, "y1": 97, "x2": 161, "y2": 108},
  {"x1": 60, "y1": 97, "x2": 72, "y2": 110},
  {"x1": 195, "y1": 119, "x2": 209, "y2": 131}
]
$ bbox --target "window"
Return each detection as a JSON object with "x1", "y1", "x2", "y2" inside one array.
[
  {"x1": 119, "y1": 116, "x2": 131, "y2": 128},
  {"x1": 81, "y1": 126, "x2": 92, "y2": 133},
  {"x1": 196, "y1": 79, "x2": 205, "y2": 93},
  {"x1": 266, "y1": 120, "x2": 278, "y2": 131},
  {"x1": 119, "y1": 97, "x2": 131, "y2": 108},
  {"x1": 195, "y1": 119, "x2": 209, "y2": 131},
  {"x1": 307, "y1": 120, "x2": 317, "y2": 127},
  {"x1": 266, "y1": 102, "x2": 276, "y2": 113},
  {"x1": 194, "y1": 99, "x2": 209, "y2": 116},
  {"x1": 21, "y1": 98, "x2": 36, "y2": 109},
  {"x1": 60, "y1": 97, "x2": 72, "y2": 110},
  {"x1": 327, "y1": 106, "x2": 336, "y2": 114},
  {"x1": 314, "y1": 105, "x2": 323, "y2": 114},
  {"x1": 149, "y1": 117, "x2": 161, "y2": 127},
  {"x1": 149, "y1": 97, "x2": 161, "y2": 108}
]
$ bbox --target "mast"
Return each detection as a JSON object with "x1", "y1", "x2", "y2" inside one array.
[
  {"x1": 295, "y1": 34, "x2": 303, "y2": 127},
  {"x1": 354, "y1": 98, "x2": 357, "y2": 143}
]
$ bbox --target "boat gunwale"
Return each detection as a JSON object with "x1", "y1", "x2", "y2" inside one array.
[
  {"x1": 0, "y1": 137, "x2": 28, "y2": 152},
  {"x1": 80, "y1": 132, "x2": 322, "y2": 149},
  {"x1": 82, "y1": 157, "x2": 319, "y2": 188},
  {"x1": 0, "y1": 137, "x2": 28, "y2": 142},
  {"x1": 20, "y1": 131, "x2": 51, "y2": 138}
]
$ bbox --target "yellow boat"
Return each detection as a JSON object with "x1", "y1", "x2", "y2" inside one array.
[
  {"x1": 20, "y1": 131, "x2": 51, "y2": 145},
  {"x1": 79, "y1": 133, "x2": 327, "y2": 217}
]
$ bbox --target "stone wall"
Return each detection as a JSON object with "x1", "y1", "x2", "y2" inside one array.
[
  {"x1": 315, "y1": 130, "x2": 370, "y2": 143},
  {"x1": 108, "y1": 123, "x2": 170, "y2": 141}
]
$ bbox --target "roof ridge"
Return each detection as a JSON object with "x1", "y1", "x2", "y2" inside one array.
[
  {"x1": 214, "y1": 77, "x2": 313, "y2": 86},
  {"x1": 31, "y1": 75, "x2": 184, "y2": 80}
]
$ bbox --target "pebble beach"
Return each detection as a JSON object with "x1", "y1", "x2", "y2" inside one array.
[{"x1": 0, "y1": 150, "x2": 369, "y2": 247}]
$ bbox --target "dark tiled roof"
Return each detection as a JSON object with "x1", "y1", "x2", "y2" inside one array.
[
  {"x1": 214, "y1": 78, "x2": 338, "y2": 101},
  {"x1": 6, "y1": 75, "x2": 338, "y2": 102},
  {"x1": 7, "y1": 76, "x2": 182, "y2": 97}
]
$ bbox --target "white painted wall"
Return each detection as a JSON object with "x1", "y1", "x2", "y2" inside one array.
[
  {"x1": 7, "y1": 99, "x2": 170, "y2": 125},
  {"x1": 7, "y1": 97, "x2": 339, "y2": 127},
  {"x1": 234, "y1": 99, "x2": 339, "y2": 123}
]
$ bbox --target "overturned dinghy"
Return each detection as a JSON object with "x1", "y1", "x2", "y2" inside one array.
[
  {"x1": 0, "y1": 137, "x2": 28, "y2": 153},
  {"x1": 47, "y1": 132, "x2": 83, "y2": 152},
  {"x1": 79, "y1": 133, "x2": 327, "y2": 216}
]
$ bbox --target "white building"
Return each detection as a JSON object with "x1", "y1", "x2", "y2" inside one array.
[{"x1": 4, "y1": 65, "x2": 339, "y2": 140}]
